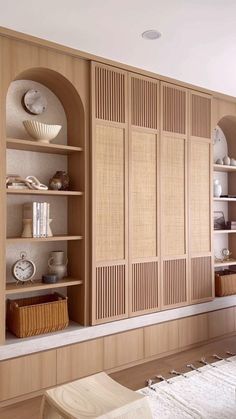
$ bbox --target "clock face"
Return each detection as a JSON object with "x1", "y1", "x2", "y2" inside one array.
[{"x1": 13, "y1": 259, "x2": 36, "y2": 282}]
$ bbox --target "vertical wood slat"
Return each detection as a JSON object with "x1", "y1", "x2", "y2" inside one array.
[
  {"x1": 94, "y1": 65, "x2": 125, "y2": 122},
  {"x1": 131, "y1": 262, "x2": 158, "y2": 313},
  {"x1": 131, "y1": 77, "x2": 158, "y2": 129},
  {"x1": 191, "y1": 256, "x2": 213, "y2": 301},
  {"x1": 162, "y1": 85, "x2": 186, "y2": 134},
  {"x1": 163, "y1": 259, "x2": 187, "y2": 306},
  {"x1": 191, "y1": 94, "x2": 211, "y2": 138},
  {"x1": 96, "y1": 265, "x2": 125, "y2": 321}
]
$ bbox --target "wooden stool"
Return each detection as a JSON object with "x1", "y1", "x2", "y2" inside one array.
[{"x1": 40, "y1": 372, "x2": 152, "y2": 418}]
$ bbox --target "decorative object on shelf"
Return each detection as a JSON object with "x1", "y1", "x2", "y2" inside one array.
[
  {"x1": 213, "y1": 179, "x2": 222, "y2": 198},
  {"x1": 223, "y1": 155, "x2": 231, "y2": 166},
  {"x1": 47, "y1": 219, "x2": 53, "y2": 237},
  {"x1": 215, "y1": 158, "x2": 223, "y2": 165},
  {"x1": 25, "y1": 176, "x2": 48, "y2": 190},
  {"x1": 22, "y1": 89, "x2": 47, "y2": 115},
  {"x1": 226, "y1": 221, "x2": 236, "y2": 230},
  {"x1": 6, "y1": 293, "x2": 69, "y2": 338},
  {"x1": 215, "y1": 269, "x2": 236, "y2": 296},
  {"x1": 213, "y1": 127, "x2": 221, "y2": 145},
  {"x1": 213, "y1": 211, "x2": 226, "y2": 230},
  {"x1": 21, "y1": 218, "x2": 33, "y2": 238},
  {"x1": 23, "y1": 120, "x2": 62, "y2": 143},
  {"x1": 230, "y1": 158, "x2": 236, "y2": 166},
  {"x1": 12, "y1": 252, "x2": 36, "y2": 284},
  {"x1": 6, "y1": 174, "x2": 48, "y2": 190},
  {"x1": 222, "y1": 248, "x2": 232, "y2": 262},
  {"x1": 48, "y1": 251, "x2": 68, "y2": 280},
  {"x1": 23, "y1": 202, "x2": 51, "y2": 238},
  {"x1": 49, "y1": 171, "x2": 69, "y2": 191},
  {"x1": 42, "y1": 274, "x2": 58, "y2": 284}
]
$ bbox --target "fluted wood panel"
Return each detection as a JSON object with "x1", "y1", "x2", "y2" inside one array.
[
  {"x1": 131, "y1": 77, "x2": 159, "y2": 129},
  {"x1": 161, "y1": 136, "x2": 186, "y2": 256},
  {"x1": 94, "y1": 65, "x2": 125, "y2": 122},
  {"x1": 190, "y1": 141, "x2": 211, "y2": 254},
  {"x1": 162, "y1": 84, "x2": 186, "y2": 134},
  {"x1": 163, "y1": 259, "x2": 187, "y2": 306},
  {"x1": 191, "y1": 256, "x2": 213, "y2": 301},
  {"x1": 131, "y1": 131, "x2": 157, "y2": 258},
  {"x1": 131, "y1": 262, "x2": 158, "y2": 314},
  {"x1": 191, "y1": 94, "x2": 211, "y2": 138},
  {"x1": 95, "y1": 125, "x2": 125, "y2": 261},
  {"x1": 95, "y1": 265, "x2": 126, "y2": 321}
]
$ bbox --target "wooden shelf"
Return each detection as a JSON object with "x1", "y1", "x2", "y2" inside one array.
[
  {"x1": 214, "y1": 260, "x2": 236, "y2": 267},
  {"x1": 214, "y1": 197, "x2": 236, "y2": 202},
  {"x1": 6, "y1": 235, "x2": 82, "y2": 244},
  {"x1": 6, "y1": 138, "x2": 82, "y2": 155},
  {"x1": 6, "y1": 189, "x2": 83, "y2": 196},
  {"x1": 5, "y1": 278, "x2": 83, "y2": 295},
  {"x1": 214, "y1": 164, "x2": 236, "y2": 173},
  {"x1": 214, "y1": 230, "x2": 236, "y2": 234}
]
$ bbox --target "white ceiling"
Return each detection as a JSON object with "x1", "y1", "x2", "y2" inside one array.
[{"x1": 1, "y1": 0, "x2": 236, "y2": 96}]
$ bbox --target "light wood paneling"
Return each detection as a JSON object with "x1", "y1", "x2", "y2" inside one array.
[
  {"x1": 162, "y1": 84, "x2": 186, "y2": 134},
  {"x1": 144, "y1": 320, "x2": 179, "y2": 358},
  {"x1": 191, "y1": 256, "x2": 213, "y2": 301},
  {"x1": 95, "y1": 125, "x2": 125, "y2": 261},
  {"x1": 190, "y1": 140, "x2": 211, "y2": 254},
  {"x1": 95, "y1": 264, "x2": 126, "y2": 322},
  {"x1": 131, "y1": 262, "x2": 158, "y2": 314},
  {"x1": 131, "y1": 76, "x2": 159, "y2": 129},
  {"x1": 56, "y1": 339, "x2": 104, "y2": 384},
  {"x1": 178, "y1": 314, "x2": 208, "y2": 347},
  {"x1": 94, "y1": 65, "x2": 126, "y2": 123},
  {"x1": 104, "y1": 329, "x2": 143, "y2": 370},
  {"x1": 161, "y1": 136, "x2": 186, "y2": 256},
  {"x1": 131, "y1": 131, "x2": 157, "y2": 258},
  {"x1": 191, "y1": 93, "x2": 211, "y2": 138},
  {"x1": 0, "y1": 350, "x2": 56, "y2": 401},
  {"x1": 208, "y1": 308, "x2": 235, "y2": 339},
  {"x1": 162, "y1": 259, "x2": 187, "y2": 307}
]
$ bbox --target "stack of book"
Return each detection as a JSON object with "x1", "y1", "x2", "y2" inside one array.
[
  {"x1": 226, "y1": 221, "x2": 236, "y2": 230},
  {"x1": 23, "y1": 202, "x2": 50, "y2": 237}
]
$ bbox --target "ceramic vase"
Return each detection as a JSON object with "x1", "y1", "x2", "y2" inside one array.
[
  {"x1": 223, "y1": 155, "x2": 230, "y2": 165},
  {"x1": 213, "y1": 179, "x2": 222, "y2": 198},
  {"x1": 48, "y1": 251, "x2": 68, "y2": 280}
]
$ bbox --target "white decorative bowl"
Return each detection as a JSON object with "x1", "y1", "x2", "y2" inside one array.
[{"x1": 23, "y1": 120, "x2": 62, "y2": 143}]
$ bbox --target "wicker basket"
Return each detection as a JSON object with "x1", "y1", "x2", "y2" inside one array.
[
  {"x1": 215, "y1": 270, "x2": 236, "y2": 297},
  {"x1": 6, "y1": 292, "x2": 69, "y2": 338}
]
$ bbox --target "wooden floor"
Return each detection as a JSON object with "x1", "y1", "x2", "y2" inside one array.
[{"x1": 1, "y1": 335, "x2": 236, "y2": 419}]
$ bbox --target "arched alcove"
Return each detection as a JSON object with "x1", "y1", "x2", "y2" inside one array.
[{"x1": 218, "y1": 115, "x2": 236, "y2": 161}]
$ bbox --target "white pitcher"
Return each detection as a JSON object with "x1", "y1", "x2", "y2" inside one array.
[
  {"x1": 48, "y1": 251, "x2": 68, "y2": 280},
  {"x1": 213, "y1": 179, "x2": 222, "y2": 198}
]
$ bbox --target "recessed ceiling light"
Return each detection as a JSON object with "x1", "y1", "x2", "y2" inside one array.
[{"x1": 142, "y1": 30, "x2": 162, "y2": 40}]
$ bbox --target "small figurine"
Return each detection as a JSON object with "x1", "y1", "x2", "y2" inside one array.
[
  {"x1": 49, "y1": 171, "x2": 69, "y2": 190},
  {"x1": 222, "y1": 248, "x2": 232, "y2": 262}
]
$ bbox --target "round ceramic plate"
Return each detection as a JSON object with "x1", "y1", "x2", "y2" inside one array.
[{"x1": 23, "y1": 89, "x2": 47, "y2": 115}]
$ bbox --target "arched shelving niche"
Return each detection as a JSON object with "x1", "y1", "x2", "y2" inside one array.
[
  {"x1": 213, "y1": 115, "x2": 236, "y2": 277},
  {"x1": 5, "y1": 67, "x2": 88, "y2": 337}
]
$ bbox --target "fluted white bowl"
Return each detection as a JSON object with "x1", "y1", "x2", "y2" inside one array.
[{"x1": 23, "y1": 120, "x2": 62, "y2": 143}]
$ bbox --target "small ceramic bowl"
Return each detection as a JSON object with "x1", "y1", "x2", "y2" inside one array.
[
  {"x1": 42, "y1": 274, "x2": 58, "y2": 284},
  {"x1": 23, "y1": 120, "x2": 62, "y2": 143}
]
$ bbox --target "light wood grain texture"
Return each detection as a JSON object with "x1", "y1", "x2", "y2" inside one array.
[
  {"x1": 208, "y1": 308, "x2": 236, "y2": 339},
  {"x1": 178, "y1": 314, "x2": 208, "y2": 347},
  {"x1": 130, "y1": 75, "x2": 159, "y2": 129},
  {"x1": 6, "y1": 235, "x2": 82, "y2": 243},
  {"x1": 162, "y1": 84, "x2": 187, "y2": 134},
  {"x1": 6, "y1": 138, "x2": 82, "y2": 154},
  {"x1": 56, "y1": 339, "x2": 104, "y2": 384},
  {"x1": 191, "y1": 256, "x2": 213, "y2": 302},
  {"x1": 162, "y1": 259, "x2": 187, "y2": 307},
  {"x1": 104, "y1": 329, "x2": 144, "y2": 370},
  {"x1": 41, "y1": 372, "x2": 152, "y2": 419},
  {"x1": 0, "y1": 351, "x2": 56, "y2": 401},
  {"x1": 144, "y1": 320, "x2": 179, "y2": 358},
  {"x1": 5, "y1": 278, "x2": 82, "y2": 295},
  {"x1": 191, "y1": 93, "x2": 211, "y2": 138},
  {"x1": 131, "y1": 261, "x2": 159, "y2": 314},
  {"x1": 6, "y1": 189, "x2": 83, "y2": 196}
]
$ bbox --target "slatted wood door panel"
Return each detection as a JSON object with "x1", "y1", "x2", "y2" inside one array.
[
  {"x1": 129, "y1": 75, "x2": 159, "y2": 316},
  {"x1": 162, "y1": 83, "x2": 187, "y2": 135},
  {"x1": 189, "y1": 134, "x2": 213, "y2": 302},
  {"x1": 91, "y1": 63, "x2": 128, "y2": 324}
]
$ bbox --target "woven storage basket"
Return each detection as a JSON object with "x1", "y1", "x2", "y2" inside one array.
[
  {"x1": 6, "y1": 292, "x2": 69, "y2": 338},
  {"x1": 215, "y1": 270, "x2": 236, "y2": 297}
]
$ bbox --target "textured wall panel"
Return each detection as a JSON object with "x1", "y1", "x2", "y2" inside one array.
[
  {"x1": 96, "y1": 265, "x2": 126, "y2": 320},
  {"x1": 191, "y1": 256, "x2": 212, "y2": 301},
  {"x1": 131, "y1": 131, "x2": 157, "y2": 258},
  {"x1": 95, "y1": 65, "x2": 125, "y2": 122},
  {"x1": 161, "y1": 136, "x2": 186, "y2": 256},
  {"x1": 162, "y1": 85, "x2": 186, "y2": 134},
  {"x1": 191, "y1": 94, "x2": 211, "y2": 139},
  {"x1": 190, "y1": 141, "x2": 211, "y2": 253},
  {"x1": 132, "y1": 262, "x2": 158, "y2": 313},
  {"x1": 163, "y1": 259, "x2": 187, "y2": 306},
  {"x1": 95, "y1": 125, "x2": 125, "y2": 261},
  {"x1": 131, "y1": 77, "x2": 159, "y2": 129}
]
